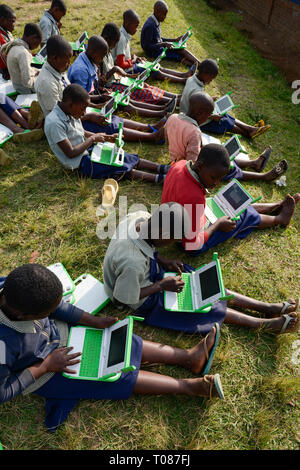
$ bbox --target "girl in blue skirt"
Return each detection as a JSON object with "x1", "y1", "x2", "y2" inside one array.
[{"x1": 0, "y1": 264, "x2": 225, "y2": 432}]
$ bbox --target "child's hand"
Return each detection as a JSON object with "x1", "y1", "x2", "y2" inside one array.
[
  {"x1": 212, "y1": 96, "x2": 218, "y2": 101},
  {"x1": 91, "y1": 113, "x2": 106, "y2": 126},
  {"x1": 105, "y1": 133, "x2": 118, "y2": 143},
  {"x1": 131, "y1": 54, "x2": 138, "y2": 64},
  {"x1": 216, "y1": 216, "x2": 236, "y2": 232},
  {"x1": 57, "y1": 20, "x2": 63, "y2": 30},
  {"x1": 94, "y1": 133, "x2": 106, "y2": 143},
  {"x1": 158, "y1": 275, "x2": 185, "y2": 293},
  {"x1": 162, "y1": 259, "x2": 184, "y2": 274},
  {"x1": 209, "y1": 114, "x2": 222, "y2": 121},
  {"x1": 42, "y1": 347, "x2": 81, "y2": 374},
  {"x1": 88, "y1": 316, "x2": 119, "y2": 330},
  {"x1": 165, "y1": 42, "x2": 174, "y2": 50}
]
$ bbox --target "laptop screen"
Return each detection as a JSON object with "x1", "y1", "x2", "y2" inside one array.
[
  {"x1": 138, "y1": 70, "x2": 148, "y2": 81},
  {"x1": 180, "y1": 31, "x2": 190, "y2": 43},
  {"x1": 216, "y1": 95, "x2": 231, "y2": 113},
  {"x1": 224, "y1": 137, "x2": 240, "y2": 157},
  {"x1": 38, "y1": 46, "x2": 47, "y2": 58},
  {"x1": 78, "y1": 32, "x2": 87, "y2": 44},
  {"x1": 199, "y1": 265, "x2": 220, "y2": 301},
  {"x1": 222, "y1": 182, "x2": 250, "y2": 210},
  {"x1": 103, "y1": 98, "x2": 114, "y2": 115},
  {"x1": 107, "y1": 325, "x2": 128, "y2": 367}
]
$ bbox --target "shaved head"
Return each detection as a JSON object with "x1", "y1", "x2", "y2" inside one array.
[
  {"x1": 154, "y1": 1, "x2": 168, "y2": 12},
  {"x1": 189, "y1": 91, "x2": 215, "y2": 114},
  {"x1": 86, "y1": 35, "x2": 108, "y2": 55},
  {"x1": 123, "y1": 9, "x2": 140, "y2": 24}
]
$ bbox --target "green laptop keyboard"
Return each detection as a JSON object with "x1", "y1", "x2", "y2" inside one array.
[
  {"x1": 206, "y1": 198, "x2": 226, "y2": 219},
  {"x1": 177, "y1": 273, "x2": 194, "y2": 311},
  {"x1": 79, "y1": 328, "x2": 103, "y2": 378}
]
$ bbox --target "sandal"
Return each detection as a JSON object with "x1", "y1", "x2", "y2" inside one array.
[
  {"x1": 259, "y1": 146, "x2": 272, "y2": 171},
  {"x1": 28, "y1": 101, "x2": 44, "y2": 129},
  {"x1": 273, "y1": 159, "x2": 288, "y2": 177},
  {"x1": 254, "y1": 119, "x2": 265, "y2": 127},
  {"x1": 101, "y1": 178, "x2": 119, "y2": 209},
  {"x1": 203, "y1": 374, "x2": 225, "y2": 399},
  {"x1": 251, "y1": 124, "x2": 271, "y2": 140},
  {"x1": 12, "y1": 128, "x2": 44, "y2": 143},
  {"x1": 0, "y1": 148, "x2": 13, "y2": 166},
  {"x1": 280, "y1": 298, "x2": 299, "y2": 315},
  {"x1": 280, "y1": 313, "x2": 299, "y2": 334},
  {"x1": 202, "y1": 323, "x2": 221, "y2": 376}
]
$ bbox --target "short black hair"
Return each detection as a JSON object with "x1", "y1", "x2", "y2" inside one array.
[
  {"x1": 46, "y1": 34, "x2": 72, "y2": 58},
  {"x1": 23, "y1": 23, "x2": 43, "y2": 40},
  {"x1": 87, "y1": 35, "x2": 108, "y2": 54},
  {"x1": 50, "y1": 0, "x2": 67, "y2": 13},
  {"x1": 101, "y1": 23, "x2": 120, "y2": 43},
  {"x1": 3, "y1": 264, "x2": 63, "y2": 316},
  {"x1": 62, "y1": 83, "x2": 89, "y2": 104},
  {"x1": 197, "y1": 143, "x2": 230, "y2": 171},
  {"x1": 123, "y1": 9, "x2": 139, "y2": 23},
  {"x1": 198, "y1": 59, "x2": 219, "y2": 77},
  {"x1": 0, "y1": 4, "x2": 15, "y2": 19}
]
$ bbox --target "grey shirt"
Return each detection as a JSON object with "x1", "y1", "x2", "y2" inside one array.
[
  {"x1": 44, "y1": 103, "x2": 88, "y2": 170},
  {"x1": 103, "y1": 211, "x2": 157, "y2": 310},
  {"x1": 179, "y1": 75, "x2": 205, "y2": 115},
  {"x1": 35, "y1": 61, "x2": 70, "y2": 117},
  {"x1": 39, "y1": 10, "x2": 60, "y2": 45}
]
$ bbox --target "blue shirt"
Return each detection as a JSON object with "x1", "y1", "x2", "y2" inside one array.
[
  {"x1": 67, "y1": 51, "x2": 97, "y2": 93},
  {"x1": 141, "y1": 14, "x2": 168, "y2": 56},
  {"x1": 0, "y1": 276, "x2": 84, "y2": 403}
]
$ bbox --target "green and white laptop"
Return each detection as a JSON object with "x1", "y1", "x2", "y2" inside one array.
[
  {"x1": 0, "y1": 77, "x2": 16, "y2": 96},
  {"x1": 31, "y1": 44, "x2": 47, "y2": 66},
  {"x1": 212, "y1": 93, "x2": 239, "y2": 116},
  {"x1": 223, "y1": 135, "x2": 248, "y2": 161},
  {"x1": 0, "y1": 123, "x2": 13, "y2": 147},
  {"x1": 69, "y1": 31, "x2": 88, "y2": 52},
  {"x1": 63, "y1": 316, "x2": 144, "y2": 382},
  {"x1": 65, "y1": 273, "x2": 110, "y2": 315},
  {"x1": 138, "y1": 48, "x2": 167, "y2": 72},
  {"x1": 172, "y1": 27, "x2": 192, "y2": 49},
  {"x1": 164, "y1": 253, "x2": 232, "y2": 313},
  {"x1": 90, "y1": 121, "x2": 124, "y2": 166},
  {"x1": 47, "y1": 262, "x2": 75, "y2": 297},
  {"x1": 15, "y1": 93, "x2": 38, "y2": 108},
  {"x1": 205, "y1": 179, "x2": 261, "y2": 224}
]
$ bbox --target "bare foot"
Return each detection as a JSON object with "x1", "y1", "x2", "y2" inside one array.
[
  {"x1": 263, "y1": 312, "x2": 299, "y2": 334},
  {"x1": 275, "y1": 194, "x2": 296, "y2": 226},
  {"x1": 188, "y1": 326, "x2": 217, "y2": 375},
  {"x1": 28, "y1": 250, "x2": 39, "y2": 263},
  {"x1": 262, "y1": 160, "x2": 288, "y2": 181},
  {"x1": 293, "y1": 193, "x2": 300, "y2": 205}
]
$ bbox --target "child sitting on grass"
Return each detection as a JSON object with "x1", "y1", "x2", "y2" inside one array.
[
  {"x1": 39, "y1": 0, "x2": 66, "y2": 46},
  {"x1": 44, "y1": 84, "x2": 170, "y2": 182},
  {"x1": 103, "y1": 202, "x2": 299, "y2": 337},
  {"x1": 141, "y1": 1, "x2": 200, "y2": 66},
  {"x1": 68, "y1": 34, "x2": 175, "y2": 119},
  {"x1": 35, "y1": 35, "x2": 166, "y2": 144},
  {"x1": 161, "y1": 144, "x2": 300, "y2": 254},
  {"x1": 180, "y1": 59, "x2": 271, "y2": 139},
  {"x1": 110, "y1": 12, "x2": 193, "y2": 85},
  {"x1": 0, "y1": 262, "x2": 225, "y2": 431},
  {"x1": 2, "y1": 23, "x2": 42, "y2": 94},
  {"x1": 166, "y1": 91, "x2": 288, "y2": 182},
  {"x1": 0, "y1": 4, "x2": 16, "y2": 79}
]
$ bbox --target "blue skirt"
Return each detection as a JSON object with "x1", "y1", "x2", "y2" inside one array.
[
  {"x1": 0, "y1": 94, "x2": 20, "y2": 116},
  {"x1": 182, "y1": 205, "x2": 261, "y2": 255},
  {"x1": 82, "y1": 114, "x2": 123, "y2": 135},
  {"x1": 78, "y1": 152, "x2": 139, "y2": 180},
  {"x1": 34, "y1": 334, "x2": 143, "y2": 431},
  {"x1": 223, "y1": 160, "x2": 244, "y2": 181},
  {"x1": 201, "y1": 114, "x2": 235, "y2": 135}
]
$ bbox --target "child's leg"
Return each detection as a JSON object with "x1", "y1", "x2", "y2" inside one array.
[
  {"x1": 129, "y1": 98, "x2": 166, "y2": 111},
  {"x1": 123, "y1": 126, "x2": 165, "y2": 143},
  {"x1": 224, "y1": 307, "x2": 298, "y2": 334},
  {"x1": 123, "y1": 117, "x2": 166, "y2": 132},
  {"x1": 233, "y1": 119, "x2": 270, "y2": 139},
  {"x1": 141, "y1": 326, "x2": 217, "y2": 375},
  {"x1": 0, "y1": 108, "x2": 24, "y2": 133},
  {"x1": 234, "y1": 160, "x2": 288, "y2": 182},
  {"x1": 10, "y1": 109, "x2": 29, "y2": 129},
  {"x1": 255, "y1": 194, "x2": 299, "y2": 228},
  {"x1": 177, "y1": 48, "x2": 199, "y2": 66},
  {"x1": 133, "y1": 371, "x2": 221, "y2": 398},
  {"x1": 226, "y1": 289, "x2": 298, "y2": 318},
  {"x1": 125, "y1": 102, "x2": 167, "y2": 118}
]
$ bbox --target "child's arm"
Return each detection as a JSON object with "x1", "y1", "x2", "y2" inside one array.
[{"x1": 156, "y1": 254, "x2": 184, "y2": 274}]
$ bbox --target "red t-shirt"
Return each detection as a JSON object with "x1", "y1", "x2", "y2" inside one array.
[
  {"x1": 161, "y1": 160, "x2": 209, "y2": 251},
  {"x1": 0, "y1": 29, "x2": 10, "y2": 69}
]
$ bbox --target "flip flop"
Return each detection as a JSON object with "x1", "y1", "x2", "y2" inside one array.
[
  {"x1": 254, "y1": 119, "x2": 265, "y2": 127},
  {"x1": 202, "y1": 323, "x2": 221, "y2": 376},
  {"x1": 251, "y1": 124, "x2": 271, "y2": 140},
  {"x1": 28, "y1": 101, "x2": 44, "y2": 129},
  {"x1": 0, "y1": 148, "x2": 13, "y2": 166},
  {"x1": 273, "y1": 159, "x2": 288, "y2": 177},
  {"x1": 203, "y1": 373, "x2": 225, "y2": 400},
  {"x1": 147, "y1": 125, "x2": 165, "y2": 145},
  {"x1": 280, "y1": 298, "x2": 299, "y2": 315},
  {"x1": 280, "y1": 313, "x2": 299, "y2": 334},
  {"x1": 101, "y1": 178, "x2": 119, "y2": 208},
  {"x1": 259, "y1": 146, "x2": 272, "y2": 171}
]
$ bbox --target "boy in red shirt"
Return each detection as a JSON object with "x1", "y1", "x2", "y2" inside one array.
[
  {"x1": 0, "y1": 4, "x2": 16, "y2": 79},
  {"x1": 161, "y1": 144, "x2": 300, "y2": 253}
]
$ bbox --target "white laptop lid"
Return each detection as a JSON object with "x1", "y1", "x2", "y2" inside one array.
[
  {"x1": 216, "y1": 180, "x2": 252, "y2": 217},
  {"x1": 72, "y1": 274, "x2": 109, "y2": 314},
  {"x1": 214, "y1": 95, "x2": 232, "y2": 114},
  {"x1": 101, "y1": 97, "x2": 115, "y2": 115},
  {"x1": 223, "y1": 135, "x2": 241, "y2": 159},
  {"x1": 15, "y1": 93, "x2": 37, "y2": 107},
  {"x1": 0, "y1": 123, "x2": 13, "y2": 142},
  {"x1": 76, "y1": 31, "x2": 87, "y2": 48},
  {"x1": 0, "y1": 80, "x2": 16, "y2": 95},
  {"x1": 193, "y1": 260, "x2": 222, "y2": 309},
  {"x1": 47, "y1": 262, "x2": 74, "y2": 295},
  {"x1": 35, "y1": 45, "x2": 47, "y2": 62}
]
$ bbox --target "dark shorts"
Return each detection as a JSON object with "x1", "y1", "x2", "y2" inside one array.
[
  {"x1": 0, "y1": 94, "x2": 20, "y2": 117},
  {"x1": 82, "y1": 114, "x2": 123, "y2": 135},
  {"x1": 200, "y1": 114, "x2": 235, "y2": 135},
  {"x1": 78, "y1": 151, "x2": 139, "y2": 180}
]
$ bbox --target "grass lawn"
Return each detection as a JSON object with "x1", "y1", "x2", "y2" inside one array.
[{"x1": 0, "y1": 0, "x2": 299, "y2": 451}]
